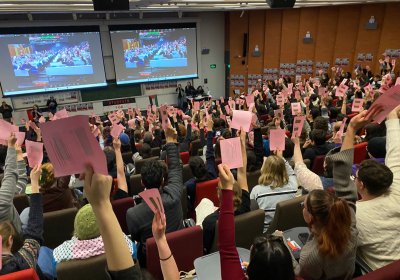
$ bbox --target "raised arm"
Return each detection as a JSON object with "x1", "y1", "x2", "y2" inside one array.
[
  {"x1": 152, "y1": 210, "x2": 180, "y2": 280},
  {"x1": 218, "y1": 164, "x2": 246, "y2": 280},
  {"x1": 113, "y1": 138, "x2": 128, "y2": 194},
  {"x1": 292, "y1": 137, "x2": 323, "y2": 191},
  {"x1": 14, "y1": 144, "x2": 28, "y2": 195},
  {"x1": 385, "y1": 105, "x2": 400, "y2": 194},
  {"x1": 206, "y1": 118, "x2": 217, "y2": 178},
  {"x1": 237, "y1": 129, "x2": 248, "y2": 192},
  {"x1": 82, "y1": 167, "x2": 139, "y2": 277},
  {"x1": 164, "y1": 127, "x2": 183, "y2": 196}
]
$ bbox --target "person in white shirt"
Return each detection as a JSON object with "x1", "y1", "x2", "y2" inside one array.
[{"x1": 355, "y1": 105, "x2": 400, "y2": 271}]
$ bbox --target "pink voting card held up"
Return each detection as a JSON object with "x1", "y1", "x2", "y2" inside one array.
[
  {"x1": 292, "y1": 116, "x2": 305, "y2": 138},
  {"x1": 40, "y1": 115, "x2": 108, "y2": 177},
  {"x1": 230, "y1": 110, "x2": 252, "y2": 132},
  {"x1": 25, "y1": 140, "x2": 43, "y2": 168},
  {"x1": 291, "y1": 103, "x2": 302, "y2": 116},
  {"x1": 269, "y1": 129, "x2": 286, "y2": 151},
  {"x1": 366, "y1": 85, "x2": 400, "y2": 124},
  {"x1": 139, "y1": 189, "x2": 164, "y2": 214},
  {"x1": 219, "y1": 137, "x2": 243, "y2": 169},
  {"x1": 111, "y1": 124, "x2": 125, "y2": 139},
  {"x1": 352, "y1": 98, "x2": 364, "y2": 112}
]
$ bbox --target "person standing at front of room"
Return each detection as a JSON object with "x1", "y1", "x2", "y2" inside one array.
[
  {"x1": 0, "y1": 101, "x2": 13, "y2": 123},
  {"x1": 46, "y1": 96, "x2": 58, "y2": 114},
  {"x1": 176, "y1": 84, "x2": 187, "y2": 110}
]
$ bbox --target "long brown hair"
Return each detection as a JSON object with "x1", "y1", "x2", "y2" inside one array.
[{"x1": 306, "y1": 190, "x2": 352, "y2": 258}]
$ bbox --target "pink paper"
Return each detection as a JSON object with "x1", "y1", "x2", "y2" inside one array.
[
  {"x1": 318, "y1": 87, "x2": 327, "y2": 96},
  {"x1": 25, "y1": 140, "x2": 43, "y2": 168},
  {"x1": 228, "y1": 100, "x2": 236, "y2": 109},
  {"x1": 15, "y1": 132, "x2": 25, "y2": 146},
  {"x1": 366, "y1": 85, "x2": 400, "y2": 124},
  {"x1": 111, "y1": 124, "x2": 125, "y2": 139},
  {"x1": 274, "y1": 109, "x2": 283, "y2": 119},
  {"x1": 40, "y1": 115, "x2": 108, "y2": 177},
  {"x1": 0, "y1": 120, "x2": 18, "y2": 140},
  {"x1": 352, "y1": 98, "x2": 364, "y2": 112},
  {"x1": 54, "y1": 109, "x2": 69, "y2": 119},
  {"x1": 291, "y1": 102, "x2": 302, "y2": 116},
  {"x1": 245, "y1": 94, "x2": 254, "y2": 106},
  {"x1": 159, "y1": 105, "x2": 170, "y2": 130},
  {"x1": 292, "y1": 116, "x2": 305, "y2": 137},
  {"x1": 139, "y1": 188, "x2": 165, "y2": 214},
  {"x1": 220, "y1": 137, "x2": 243, "y2": 169},
  {"x1": 336, "y1": 117, "x2": 347, "y2": 139},
  {"x1": 364, "y1": 83, "x2": 372, "y2": 92},
  {"x1": 230, "y1": 110, "x2": 252, "y2": 132},
  {"x1": 335, "y1": 84, "x2": 348, "y2": 97},
  {"x1": 269, "y1": 129, "x2": 286, "y2": 151},
  {"x1": 276, "y1": 95, "x2": 284, "y2": 106},
  {"x1": 193, "y1": 102, "x2": 200, "y2": 111},
  {"x1": 108, "y1": 113, "x2": 119, "y2": 124},
  {"x1": 396, "y1": 77, "x2": 400, "y2": 86}
]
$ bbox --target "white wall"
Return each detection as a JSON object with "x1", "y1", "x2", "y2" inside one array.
[{"x1": 0, "y1": 12, "x2": 225, "y2": 116}]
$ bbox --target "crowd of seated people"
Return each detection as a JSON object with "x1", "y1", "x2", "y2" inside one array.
[
  {"x1": 11, "y1": 41, "x2": 92, "y2": 73},
  {"x1": 1, "y1": 57, "x2": 400, "y2": 280}
]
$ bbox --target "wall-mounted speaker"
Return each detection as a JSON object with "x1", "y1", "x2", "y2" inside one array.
[
  {"x1": 267, "y1": 0, "x2": 296, "y2": 8},
  {"x1": 93, "y1": 0, "x2": 129, "y2": 11},
  {"x1": 242, "y1": 33, "x2": 248, "y2": 58}
]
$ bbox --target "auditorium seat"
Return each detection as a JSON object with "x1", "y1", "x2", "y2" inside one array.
[
  {"x1": 151, "y1": 147, "x2": 161, "y2": 157},
  {"x1": 13, "y1": 194, "x2": 29, "y2": 214},
  {"x1": 56, "y1": 254, "x2": 108, "y2": 280},
  {"x1": 194, "y1": 178, "x2": 220, "y2": 208},
  {"x1": 129, "y1": 174, "x2": 144, "y2": 196},
  {"x1": 134, "y1": 156, "x2": 159, "y2": 174},
  {"x1": 180, "y1": 151, "x2": 190, "y2": 165},
  {"x1": 43, "y1": 207, "x2": 77, "y2": 249},
  {"x1": 211, "y1": 209, "x2": 264, "y2": 253},
  {"x1": 0, "y1": 268, "x2": 39, "y2": 280},
  {"x1": 146, "y1": 226, "x2": 203, "y2": 280},
  {"x1": 111, "y1": 197, "x2": 135, "y2": 235},
  {"x1": 311, "y1": 155, "x2": 326, "y2": 176},
  {"x1": 354, "y1": 142, "x2": 368, "y2": 164},
  {"x1": 266, "y1": 196, "x2": 307, "y2": 235}
]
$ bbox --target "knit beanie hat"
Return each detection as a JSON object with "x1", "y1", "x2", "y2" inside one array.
[
  {"x1": 120, "y1": 133, "x2": 130, "y2": 145},
  {"x1": 367, "y1": 137, "x2": 386, "y2": 159},
  {"x1": 74, "y1": 204, "x2": 100, "y2": 240}
]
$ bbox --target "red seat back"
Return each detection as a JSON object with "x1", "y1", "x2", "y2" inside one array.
[
  {"x1": 194, "y1": 178, "x2": 220, "y2": 208},
  {"x1": 311, "y1": 155, "x2": 325, "y2": 176},
  {"x1": 180, "y1": 151, "x2": 190, "y2": 165},
  {"x1": 354, "y1": 142, "x2": 368, "y2": 164},
  {"x1": 146, "y1": 226, "x2": 203, "y2": 280},
  {"x1": 111, "y1": 197, "x2": 135, "y2": 235},
  {"x1": 354, "y1": 259, "x2": 400, "y2": 280},
  {"x1": 0, "y1": 269, "x2": 39, "y2": 280}
]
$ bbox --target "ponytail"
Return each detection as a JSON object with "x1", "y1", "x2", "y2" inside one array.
[{"x1": 317, "y1": 198, "x2": 352, "y2": 258}]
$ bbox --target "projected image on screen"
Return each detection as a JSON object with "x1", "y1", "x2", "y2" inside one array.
[
  {"x1": 0, "y1": 30, "x2": 106, "y2": 96},
  {"x1": 111, "y1": 25, "x2": 198, "y2": 85}
]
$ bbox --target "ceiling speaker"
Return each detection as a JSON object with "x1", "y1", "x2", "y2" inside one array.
[
  {"x1": 267, "y1": 0, "x2": 296, "y2": 8},
  {"x1": 93, "y1": 0, "x2": 129, "y2": 11}
]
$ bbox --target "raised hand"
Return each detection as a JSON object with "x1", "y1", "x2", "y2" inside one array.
[
  {"x1": 8, "y1": 132, "x2": 16, "y2": 148},
  {"x1": 81, "y1": 165, "x2": 113, "y2": 208},
  {"x1": 152, "y1": 210, "x2": 166, "y2": 242},
  {"x1": 217, "y1": 164, "x2": 234, "y2": 190}
]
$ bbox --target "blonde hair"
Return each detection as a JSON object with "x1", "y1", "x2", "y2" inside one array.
[
  {"x1": 40, "y1": 162, "x2": 55, "y2": 189},
  {"x1": 218, "y1": 181, "x2": 242, "y2": 211},
  {"x1": 258, "y1": 155, "x2": 288, "y2": 189}
]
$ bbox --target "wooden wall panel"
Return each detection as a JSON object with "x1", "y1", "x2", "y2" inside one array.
[
  {"x1": 264, "y1": 10, "x2": 282, "y2": 68},
  {"x1": 296, "y1": 7, "x2": 318, "y2": 60},
  {"x1": 353, "y1": 4, "x2": 385, "y2": 73},
  {"x1": 314, "y1": 7, "x2": 338, "y2": 67},
  {"x1": 333, "y1": 5, "x2": 361, "y2": 73},
  {"x1": 377, "y1": 2, "x2": 400, "y2": 72},
  {"x1": 247, "y1": 10, "x2": 265, "y2": 74},
  {"x1": 280, "y1": 9, "x2": 300, "y2": 63}
]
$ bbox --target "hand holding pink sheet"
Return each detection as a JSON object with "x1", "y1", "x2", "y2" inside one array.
[
  {"x1": 366, "y1": 85, "x2": 400, "y2": 123},
  {"x1": 15, "y1": 132, "x2": 25, "y2": 146},
  {"x1": 111, "y1": 124, "x2": 125, "y2": 139},
  {"x1": 25, "y1": 140, "x2": 43, "y2": 168},
  {"x1": 291, "y1": 102, "x2": 302, "y2": 116},
  {"x1": 269, "y1": 129, "x2": 286, "y2": 151},
  {"x1": 40, "y1": 115, "x2": 108, "y2": 177},
  {"x1": 292, "y1": 116, "x2": 305, "y2": 137},
  {"x1": 230, "y1": 110, "x2": 252, "y2": 132},
  {"x1": 336, "y1": 84, "x2": 348, "y2": 97},
  {"x1": 220, "y1": 137, "x2": 243, "y2": 169},
  {"x1": 0, "y1": 120, "x2": 19, "y2": 140},
  {"x1": 139, "y1": 189, "x2": 164, "y2": 214},
  {"x1": 352, "y1": 98, "x2": 364, "y2": 112}
]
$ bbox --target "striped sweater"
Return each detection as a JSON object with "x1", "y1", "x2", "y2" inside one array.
[{"x1": 250, "y1": 160, "x2": 298, "y2": 232}]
